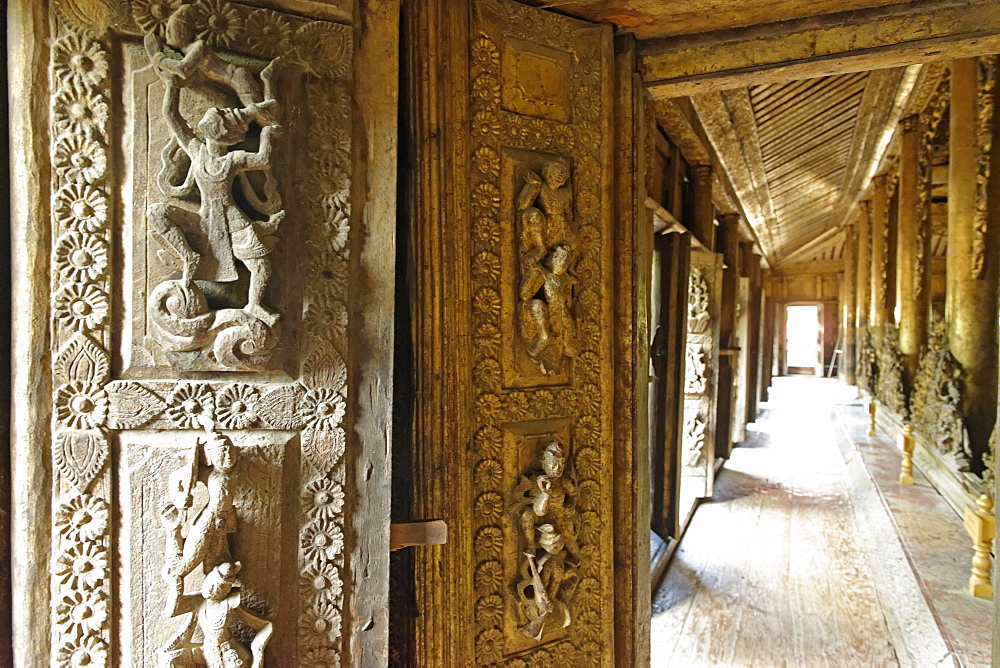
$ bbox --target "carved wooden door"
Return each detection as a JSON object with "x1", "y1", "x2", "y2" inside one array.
[
  {"x1": 405, "y1": 0, "x2": 640, "y2": 664},
  {"x1": 10, "y1": 0, "x2": 396, "y2": 664},
  {"x1": 679, "y1": 250, "x2": 722, "y2": 511}
]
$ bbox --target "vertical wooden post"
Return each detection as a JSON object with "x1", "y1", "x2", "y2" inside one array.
[
  {"x1": 855, "y1": 201, "x2": 872, "y2": 394},
  {"x1": 745, "y1": 250, "x2": 763, "y2": 423},
  {"x1": 947, "y1": 58, "x2": 999, "y2": 464},
  {"x1": 896, "y1": 114, "x2": 928, "y2": 380},
  {"x1": 760, "y1": 275, "x2": 775, "y2": 404},
  {"x1": 611, "y1": 34, "x2": 651, "y2": 665},
  {"x1": 714, "y1": 213, "x2": 740, "y2": 459},
  {"x1": 842, "y1": 222, "x2": 858, "y2": 384},
  {"x1": 856, "y1": 201, "x2": 871, "y2": 342},
  {"x1": 689, "y1": 165, "x2": 716, "y2": 250},
  {"x1": 651, "y1": 232, "x2": 691, "y2": 539},
  {"x1": 870, "y1": 176, "x2": 890, "y2": 328}
]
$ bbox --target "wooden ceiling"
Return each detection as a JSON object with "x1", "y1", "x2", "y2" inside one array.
[
  {"x1": 686, "y1": 67, "x2": 909, "y2": 265},
  {"x1": 521, "y1": 0, "x2": 913, "y2": 39},
  {"x1": 749, "y1": 73, "x2": 867, "y2": 259}
]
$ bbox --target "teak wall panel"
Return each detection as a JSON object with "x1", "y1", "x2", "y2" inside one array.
[
  {"x1": 8, "y1": 0, "x2": 397, "y2": 664},
  {"x1": 407, "y1": 0, "x2": 642, "y2": 664}
]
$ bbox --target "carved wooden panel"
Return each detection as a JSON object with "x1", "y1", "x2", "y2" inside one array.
[
  {"x1": 467, "y1": 1, "x2": 613, "y2": 664},
  {"x1": 26, "y1": 0, "x2": 386, "y2": 664},
  {"x1": 680, "y1": 250, "x2": 722, "y2": 507}
]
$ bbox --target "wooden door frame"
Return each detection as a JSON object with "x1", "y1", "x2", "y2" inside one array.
[
  {"x1": 649, "y1": 232, "x2": 690, "y2": 543},
  {"x1": 784, "y1": 301, "x2": 825, "y2": 376}
]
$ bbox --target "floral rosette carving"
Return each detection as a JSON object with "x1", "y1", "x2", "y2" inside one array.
[
  {"x1": 49, "y1": 28, "x2": 114, "y2": 662},
  {"x1": 294, "y1": 18, "x2": 353, "y2": 660},
  {"x1": 469, "y1": 3, "x2": 607, "y2": 663}
]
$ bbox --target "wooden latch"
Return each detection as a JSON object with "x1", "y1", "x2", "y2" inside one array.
[{"x1": 389, "y1": 520, "x2": 448, "y2": 551}]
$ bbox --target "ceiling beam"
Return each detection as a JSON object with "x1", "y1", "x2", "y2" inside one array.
[
  {"x1": 689, "y1": 91, "x2": 778, "y2": 262},
  {"x1": 639, "y1": 0, "x2": 1000, "y2": 98}
]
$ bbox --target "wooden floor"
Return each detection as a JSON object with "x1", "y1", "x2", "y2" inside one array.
[{"x1": 651, "y1": 378, "x2": 901, "y2": 666}]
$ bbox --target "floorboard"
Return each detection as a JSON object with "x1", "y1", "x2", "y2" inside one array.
[{"x1": 652, "y1": 378, "x2": 906, "y2": 667}]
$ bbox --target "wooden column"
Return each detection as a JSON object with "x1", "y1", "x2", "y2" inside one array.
[
  {"x1": 745, "y1": 248, "x2": 763, "y2": 424},
  {"x1": 650, "y1": 232, "x2": 691, "y2": 539},
  {"x1": 842, "y1": 222, "x2": 858, "y2": 384},
  {"x1": 869, "y1": 175, "x2": 890, "y2": 328},
  {"x1": 896, "y1": 114, "x2": 928, "y2": 378},
  {"x1": 856, "y1": 202, "x2": 871, "y2": 332},
  {"x1": 855, "y1": 201, "x2": 871, "y2": 386},
  {"x1": 714, "y1": 213, "x2": 740, "y2": 459},
  {"x1": 760, "y1": 283, "x2": 775, "y2": 403},
  {"x1": 948, "y1": 57, "x2": 1000, "y2": 462},
  {"x1": 611, "y1": 34, "x2": 650, "y2": 664},
  {"x1": 689, "y1": 165, "x2": 716, "y2": 250}
]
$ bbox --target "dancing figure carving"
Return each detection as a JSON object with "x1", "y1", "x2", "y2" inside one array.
[
  {"x1": 509, "y1": 441, "x2": 581, "y2": 640},
  {"x1": 143, "y1": 6, "x2": 288, "y2": 370},
  {"x1": 517, "y1": 163, "x2": 579, "y2": 375}
]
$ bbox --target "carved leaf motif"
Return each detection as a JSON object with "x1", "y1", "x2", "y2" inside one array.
[
  {"x1": 303, "y1": 346, "x2": 348, "y2": 396},
  {"x1": 52, "y1": 0, "x2": 127, "y2": 36},
  {"x1": 54, "y1": 334, "x2": 109, "y2": 386},
  {"x1": 105, "y1": 381, "x2": 166, "y2": 429},
  {"x1": 257, "y1": 386, "x2": 306, "y2": 430},
  {"x1": 294, "y1": 22, "x2": 352, "y2": 78},
  {"x1": 54, "y1": 429, "x2": 108, "y2": 493},
  {"x1": 302, "y1": 428, "x2": 346, "y2": 475}
]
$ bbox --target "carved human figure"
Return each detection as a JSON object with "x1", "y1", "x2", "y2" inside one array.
[
  {"x1": 542, "y1": 245, "x2": 579, "y2": 357},
  {"x1": 510, "y1": 440, "x2": 581, "y2": 640},
  {"x1": 519, "y1": 207, "x2": 551, "y2": 356},
  {"x1": 685, "y1": 343, "x2": 707, "y2": 395},
  {"x1": 147, "y1": 69, "x2": 284, "y2": 325},
  {"x1": 142, "y1": 14, "x2": 289, "y2": 370},
  {"x1": 517, "y1": 162, "x2": 574, "y2": 247},
  {"x1": 516, "y1": 162, "x2": 579, "y2": 374},
  {"x1": 687, "y1": 269, "x2": 710, "y2": 335},
  {"x1": 161, "y1": 430, "x2": 238, "y2": 583},
  {"x1": 159, "y1": 562, "x2": 272, "y2": 668}
]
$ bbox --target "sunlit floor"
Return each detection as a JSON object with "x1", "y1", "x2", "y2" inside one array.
[{"x1": 650, "y1": 377, "x2": 991, "y2": 667}]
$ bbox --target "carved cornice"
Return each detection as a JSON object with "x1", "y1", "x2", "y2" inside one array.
[
  {"x1": 690, "y1": 90, "x2": 776, "y2": 260},
  {"x1": 906, "y1": 62, "x2": 949, "y2": 119},
  {"x1": 720, "y1": 87, "x2": 778, "y2": 238},
  {"x1": 652, "y1": 98, "x2": 711, "y2": 165},
  {"x1": 900, "y1": 114, "x2": 920, "y2": 134}
]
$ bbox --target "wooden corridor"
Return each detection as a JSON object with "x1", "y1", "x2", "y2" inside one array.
[{"x1": 650, "y1": 377, "x2": 981, "y2": 667}]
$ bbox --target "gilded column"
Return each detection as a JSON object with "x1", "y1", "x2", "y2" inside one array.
[
  {"x1": 842, "y1": 222, "x2": 858, "y2": 384},
  {"x1": 690, "y1": 165, "x2": 716, "y2": 250},
  {"x1": 869, "y1": 175, "x2": 890, "y2": 328},
  {"x1": 947, "y1": 57, "x2": 999, "y2": 464},
  {"x1": 896, "y1": 114, "x2": 928, "y2": 378},
  {"x1": 855, "y1": 201, "x2": 871, "y2": 356}
]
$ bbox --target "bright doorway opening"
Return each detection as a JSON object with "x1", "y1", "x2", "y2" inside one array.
[{"x1": 786, "y1": 304, "x2": 822, "y2": 375}]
